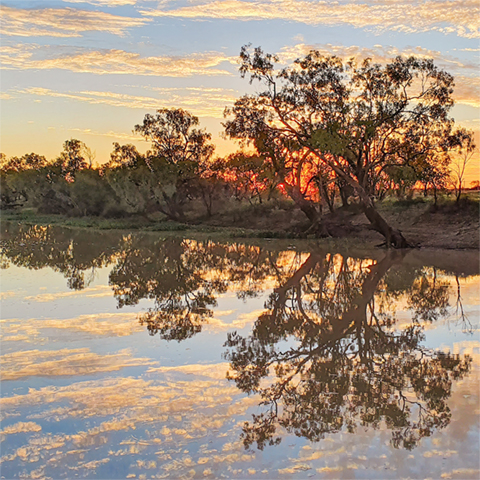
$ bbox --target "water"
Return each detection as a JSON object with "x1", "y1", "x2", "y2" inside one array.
[{"x1": 1, "y1": 224, "x2": 479, "y2": 479}]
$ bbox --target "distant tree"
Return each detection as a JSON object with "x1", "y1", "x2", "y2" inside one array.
[
  {"x1": 58, "y1": 139, "x2": 89, "y2": 178},
  {"x1": 410, "y1": 154, "x2": 449, "y2": 204},
  {"x1": 0, "y1": 152, "x2": 50, "y2": 208},
  {"x1": 192, "y1": 158, "x2": 229, "y2": 217},
  {"x1": 225, "y1": 46, "x2": 472, "y2": 247},
  {"x1": 134, "y1": 108, "x2": 214, "y2": 165},
  {"x1": 449, "y1": 130, "x2": 477, "y2": 202},
  {"x1": 385, "y1": 165, "x2": 418, "y2": 199},
  {"x1": 1, "y1": 152, "x2": 48, "y2": 172},
  {"x1": 222, "y1": 152, "x2": 273, "y2": 204},
  {"x1": 106, "y1": 142, "x2": 143, "y2": 169}
]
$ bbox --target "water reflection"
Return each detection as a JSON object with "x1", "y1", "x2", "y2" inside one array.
[
  {"x1": 223, "y1": 251, "x2": 472, "y2": 450},
  {"x1": 109, "y1": 236, "x2": 276, "y2": 341},
  {"x1": 0, "y1": 224, "x2": 115, "y2": 290},
  {"x1": 0, "y1": 223, "x2": 477, "y2": 462}
]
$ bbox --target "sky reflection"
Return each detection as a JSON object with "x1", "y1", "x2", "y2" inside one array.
[{"x1": 0, "y1": 224, "x2": 479, "y2": 479}]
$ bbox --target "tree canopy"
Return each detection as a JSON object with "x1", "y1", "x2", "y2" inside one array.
[{"x1": 224, "y1": 46, "x2": 475, "y2": 247}]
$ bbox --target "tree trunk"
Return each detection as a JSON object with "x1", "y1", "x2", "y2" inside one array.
[
  {"x1": 354, "y1": 187, "x2": 410, "y2": 248},
  {"x1": 285, "y1": 184, "x2": 330, "y2": 237},
  {"x1": 319, "y1": 180, "x2": 335, "y2": 214},
  {"x1": 456, "y1": 181, "x2": 462, "y2": 203},
  {"x1": 337, "y1": 180, "x2": 354, "y2": 208}
]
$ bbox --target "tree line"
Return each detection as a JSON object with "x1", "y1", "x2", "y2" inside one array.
[{"x1": 1, "y1": 48, "x2": 477, "y2": 247}]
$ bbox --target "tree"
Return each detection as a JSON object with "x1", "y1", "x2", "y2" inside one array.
[
  {"x1": 1, "y1": 152, "x2": 48, "y2": 172},
  {"x1": 0, "y1": 152, "x2": 49, "y2": 208},
  {"x1": 225, "y1": 46, "x2": 471, "y2": 247},
  {"x1": 222, "y1": 152, "x2": 273, "y2": 204},
  {"x1": 449, "y1": 130, "x2": 477, "y2": 203},
  {"x1": 131, "y1": 108, "x2": 216, "y2": 221},
  {"x1": 134, "y1": 108, "x2": 214, "y2": 165},
  {"x1": 58, "y1": 139, "x2": 89, "y2": 178},
  {"x1": 105, "y1": 142, "x2": 143, "y2": 169}
]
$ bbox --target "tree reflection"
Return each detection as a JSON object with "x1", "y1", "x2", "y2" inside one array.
[
  {"x1": 1, "y1": 223, "x2": 474, "y2": 449},
  {"x1": 223, "y1": 251, "x2": 472, "y2": 451},
  {"x1": 0, "y1": 224, "x2": 116, "y2": 289},
  {"x1": 108, "y1": 235, "x2": 280, "y2": 341}
]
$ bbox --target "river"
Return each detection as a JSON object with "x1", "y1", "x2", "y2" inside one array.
[{"x1": 1, "y1": 223, "x2": 479, "y2": 479}]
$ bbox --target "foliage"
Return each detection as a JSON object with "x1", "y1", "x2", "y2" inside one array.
[
  {"x1": 0, "y1": 53, "x2": 475, "y2": 248},
  {"x1": 224, "y1": 46, "x2": 474, "y2": 247}
]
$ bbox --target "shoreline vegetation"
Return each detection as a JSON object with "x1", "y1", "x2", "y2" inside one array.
[
  {"x1": 2, "y1": 192, "x2": 478, "y2": 250},
  {"x1": 1, "y1": 49, "x2": 478, "y2": 249}
]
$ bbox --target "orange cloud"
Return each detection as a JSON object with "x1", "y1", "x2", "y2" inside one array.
[
  {"x1": 0, "y1": 44, "x2": 234, "y2": 76},
  {"x1": 13, "y1": 86, "x2": 237, "y2": 118},
  {"x1": 0, "y1": 5, "x2": 148, "y2": 38},
  {"x1": 140, "y1": 0, "x2": 480, "y2": 39}
]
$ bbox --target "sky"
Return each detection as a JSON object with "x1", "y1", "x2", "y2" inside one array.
[{"x1": 0, "y1": 0, "x2": 479, "y2": 181}]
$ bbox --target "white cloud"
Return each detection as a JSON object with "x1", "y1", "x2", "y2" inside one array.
[
  {"x1": 0, "y1": 44, "x2": 234, "y2": 77},
  {"x1": 140, "y1": 0, "x2": 480, "y2": 39},
  {"x1": 65, "y1": 0, "x2": 137, "y2": 6},
  {"x1": 16, "y1": 86, "x2": 237, "y2": 118},
  {"x1": 1, "y1": 422, "x2": 42, "y2": 436},
  {"x1": 0, "y1": 5, "x2": 148, "y2": 38},
  {"x1": 1, "y1": 347, "x2": 156, "y2": 381},
  {"x1": 1, "y1": 312, "x2": 143, "y2": 342},
  {"x1": 278, "y1": 43, "x2": 480, "y2": 108},
  {"x1": 68, "y1": 128, "x2": 142, "y2": 142}
]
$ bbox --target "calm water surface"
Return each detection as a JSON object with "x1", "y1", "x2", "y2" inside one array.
[{"x1": 1, "y1": 224, "x2": 479, "y2": 480}]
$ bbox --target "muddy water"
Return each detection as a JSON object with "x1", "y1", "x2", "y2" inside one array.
[{"x1": 1, "y1": 223, "x2": 479, "y2": 479}]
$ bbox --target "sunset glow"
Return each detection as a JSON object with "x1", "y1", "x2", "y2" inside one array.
[{"x1": 0, "y1": 0, "x2": 478, "y2": 181}]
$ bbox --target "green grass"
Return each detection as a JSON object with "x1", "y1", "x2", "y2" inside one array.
[{"x1": 0, "y1": 210, "x2": 306, "y2": 239}]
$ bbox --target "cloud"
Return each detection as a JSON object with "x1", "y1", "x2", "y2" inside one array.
[
  {"x1": 279, "y1": 43, "x2": 476, "y2": 69},
  {"x1": 0, "y1": 6, "x2": 148, "y2": 38},
  {"x1": 0, "y1": 44, "x2": 234, "y2": 77},
  {"x1": 1, "y1": 312, "x2": 143, "y2": 342},
  {"x1": 65, "y1": 0, "x2": 137, "y2": 6},
  {"x1": 0, "y1": 362, "x2": 258, "y2": 475},
  {"x1": 0, "y1": 291, "x2": 16, "y2": 300},
  {"x1": 441, "y1": 468, "x2": 480, "y2": 479},
  {"x1": 1, "y1": 354, "x2": 478, "y2": 478},
  {"x1": 205, "y1": 309, "x2": 265, "y2": 331},
  {"x1": 1, "y1": 347, "x2": 156, "y2": 381},
  {"x1": 67, "y1": 128, "x2": 142, "y2": 142},
  {"x1": 451, "y1": 76, "x2": 480, "y2": 108},
  {"x1": 140, "y1": 0, "x2": 480, "y2": 39},
  {"x1": 279, "y1": 43, "x2": 480, "y2": 108},
  {"x1": 15, "y1": 86, "x2": 237, "y2": 118},
  {"x1": 23, "y1": 284, "x2": 112, "y2": 302},
  {"x1": 1, "y1": 422, "x2": 42, "y2": 436}
]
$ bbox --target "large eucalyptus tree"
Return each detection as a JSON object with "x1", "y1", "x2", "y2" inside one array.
[{"x1": 224, "y1": 46, "x2": 473, "y2": 247}]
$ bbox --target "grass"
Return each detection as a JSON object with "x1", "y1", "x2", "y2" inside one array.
[
  {"x1": 2, "y1": 191, "x2": 478, "y2": 243},
  {"x1": 0, "y1": 209, "x2": 305, "y2": 240}
]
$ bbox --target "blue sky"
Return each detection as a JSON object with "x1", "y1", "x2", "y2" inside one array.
[{"x1": 1, "y1": 0, "x2": 478, "y2": 179}]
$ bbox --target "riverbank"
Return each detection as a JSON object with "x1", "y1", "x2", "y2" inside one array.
[{"x1": 2, "y1": 195, "x2": 478, "y2": 250}]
